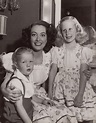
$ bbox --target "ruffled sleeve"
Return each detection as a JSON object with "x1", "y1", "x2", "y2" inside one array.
[
  {"x1": 1, "y1": 52, "x2": 14, "y2": 72},
  {"x1": 81, "y1": 47, "x2": 95, "y2": 65},
  {"x1": 51, "y1": 46, "x2": 58, "y2": 65},
  {"x1": 0, "y1": 56, "x2": 6, "y2": 84}
]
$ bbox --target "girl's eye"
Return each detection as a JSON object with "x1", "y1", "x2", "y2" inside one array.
[
  {"x1": 62, "y1": 29, "x2": 66, "y2": 33},
  {"x1": 69, "y1": 28, "x2": 72, "y2": 31}
]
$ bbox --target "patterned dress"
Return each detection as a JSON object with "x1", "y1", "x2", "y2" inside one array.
[
  {"x1": 31, "y1": 50, "x2": 77, "y2": 123},
  {"x1": 52, "y1": 43, "x2": 96, "y2": 122}
]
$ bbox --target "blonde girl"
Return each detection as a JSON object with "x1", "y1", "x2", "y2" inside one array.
[{"x1": 48, "y1": 16, "x2": 96, "y2": 123}]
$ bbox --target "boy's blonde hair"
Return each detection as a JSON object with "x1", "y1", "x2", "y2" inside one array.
[{"x1": 12, "y1": 47, "x2": 34, "y2": 68}]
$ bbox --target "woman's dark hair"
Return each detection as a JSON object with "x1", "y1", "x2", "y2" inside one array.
[
  {"x1": 0, "y1": 59, "x2": 6, "y2": 86},
  {"x1": 22, "y1": 20, "x2": 57, "y2": 53}
]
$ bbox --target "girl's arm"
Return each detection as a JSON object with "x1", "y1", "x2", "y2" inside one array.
[
  {"x1": 48, "y1": 63, "x2": 58, "y2": 99},
  {"x1": 1, "y1": 72, "x2": 22, "y2": 102},
  {"x1": 74, "y1": 63, "x2": 88, "y2": 107},
  {"x1": 15, "y1": 96, "x2": 32, "y2": 123},
  {"x1": 79, "y1": 63, "x2": 88, "y2": 95}
]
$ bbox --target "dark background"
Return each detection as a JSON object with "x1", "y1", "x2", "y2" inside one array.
[
  {"x1": 61, "y1": 0, "x2": 96, "y2": 29},
  {"x1": 0, "y1": 0, "x2": 40, "y2": 53}
]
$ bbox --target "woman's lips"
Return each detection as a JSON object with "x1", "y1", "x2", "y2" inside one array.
[{"x1": 35, "y1": 42, "x2": 42, "y2": 46}]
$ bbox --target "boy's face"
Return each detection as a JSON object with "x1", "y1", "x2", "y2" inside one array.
[{"x1": 16, "y1": 52, "x2": 34, "y2": 78}]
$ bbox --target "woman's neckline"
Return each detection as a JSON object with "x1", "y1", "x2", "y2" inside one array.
[{"x1": 33, "y1": 51, "x2": 44, "y2": 65}]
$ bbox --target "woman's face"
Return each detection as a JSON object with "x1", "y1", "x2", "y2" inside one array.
[
  {"x1": 61, "y1": 20, "x2": 77, "y2": 43},
  {"x1": 30, "y1": 25, "x2": 47, "y2": 51}
]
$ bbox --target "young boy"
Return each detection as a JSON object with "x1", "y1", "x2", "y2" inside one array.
[{"x1": 2, "y1": 47, "x2": 34, "y2": 123}]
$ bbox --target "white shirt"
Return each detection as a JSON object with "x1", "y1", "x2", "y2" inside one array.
[{"x1": 7, "y1": 69, "x2": 34, "y2": 98}]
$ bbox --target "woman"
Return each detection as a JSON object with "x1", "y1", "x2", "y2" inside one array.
[{"x1": 1, "y1": 20, "x2": 77, "y2": 123}]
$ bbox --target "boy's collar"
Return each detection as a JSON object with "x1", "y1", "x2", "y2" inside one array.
[{"x1": 14, "y1": 69, "x2": 30, "y2": 82}]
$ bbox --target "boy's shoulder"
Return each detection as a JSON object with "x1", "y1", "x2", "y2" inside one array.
[{"x1": 7, "y1": 76, "x2": 24, "y2": 92}]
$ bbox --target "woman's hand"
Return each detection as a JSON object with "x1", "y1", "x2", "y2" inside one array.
[
  {"x1": 74, "y1": 93, "x2": 83, "y2": 108},
  {"x1": 5, "y1": 86, "x2": 22, "y2": 102}
]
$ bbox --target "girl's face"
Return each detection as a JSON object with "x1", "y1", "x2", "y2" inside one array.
[
  {"x1": 30, "y1": 25, "x2": 47, "y2": 51},
  {"x1": 16, "y1": 52, "x2": 34, "y2": 78},
  {"x1": 61, "y1": 20, "x2": 77, "y2": 43}
]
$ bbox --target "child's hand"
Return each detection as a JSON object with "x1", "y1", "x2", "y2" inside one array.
[
  {"x1": 42, "y1": 99, "x2": 55, "y2": 106},
  {"x1": 74, "y1": 93, "x2": 83, "y2": 107},
  {"x1": 91, "y1": 85, "x2": 96, "y2": 93},
  {"x1": 52, "y1": 96, "x2": 59, "y2": 102}
]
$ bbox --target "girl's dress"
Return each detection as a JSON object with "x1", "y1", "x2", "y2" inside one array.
[
  {"x1": 1, "y1": 50, "x2": 77, "y2": 123},
  {"x1": 31, "y1": 50, "x2": 77, "y2": 123},
  {"x1": 3, "y1": 69, "x2": 34, "y2": 123},
  {"x1": 52, "y1": 43, "x2": 96, "y2": 122}
]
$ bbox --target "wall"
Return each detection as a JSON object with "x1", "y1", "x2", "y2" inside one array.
[
  {"x1": 61, "y1": 0, "x2": 96, "y2": 29},
  {"x1": 0, "y1": 0, "x2": 40, "y2": 53}
]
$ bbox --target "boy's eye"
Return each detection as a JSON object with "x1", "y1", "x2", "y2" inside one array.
[
  {"x1": 30, "y1": 60, "x2": 33, "y2": 63},
  {"x1": 21, "y1": 61, "x2": 25, "y2": 63}
]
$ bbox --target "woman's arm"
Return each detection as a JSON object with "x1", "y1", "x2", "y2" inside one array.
[
  {"x1": 74, "y1": 63, "x2": 88, "y2": 107},
  {"x1": 1, "y1": 72, "x2": 12, "y2": 90},
  {"x1": 48, "y1": 63, "x2": 58, "y2": 99},
  {"x1": 1, "y1": 72, "x2": 13, "y2": 97},
  {"x1": 1, "y1": 72, "x2": 22, "y2": 102},
  {"x1": 15, "y1": 96, "x2": 32, "y2": 123}
]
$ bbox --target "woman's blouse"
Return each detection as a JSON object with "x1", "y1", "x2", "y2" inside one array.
[{"x1": 32, "y1": 51, "x2": 52, "y2": 86}]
